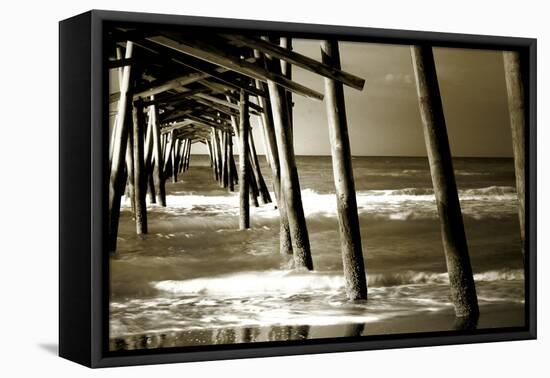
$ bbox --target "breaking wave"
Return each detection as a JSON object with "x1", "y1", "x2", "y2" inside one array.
[
  {"x1": 128, "y1": 185, "x2": 518, "y2": 222},
  {"x1": 154, "y1": 269, "x2": 524, "y2": 297},
  {"x1": 374, "y1": 185, "x2": 516, "y2": 198}
]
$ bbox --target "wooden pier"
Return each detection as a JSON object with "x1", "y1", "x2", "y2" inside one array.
[{"x1": 107, "y1": 28, "x2": 525, "y2": 318}]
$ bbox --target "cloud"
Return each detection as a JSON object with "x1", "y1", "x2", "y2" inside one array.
[{"x1": 384, "y1": 73, "x2": 413, "y2": 85}]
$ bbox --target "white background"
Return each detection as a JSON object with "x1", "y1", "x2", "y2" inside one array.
[{"x1": 0, "y1": 0, "x2": 547, "y2": 376}]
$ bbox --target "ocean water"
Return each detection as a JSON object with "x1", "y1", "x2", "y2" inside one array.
[{"x1": 110, "y1": 155, "x2": 525, "y2": 350}]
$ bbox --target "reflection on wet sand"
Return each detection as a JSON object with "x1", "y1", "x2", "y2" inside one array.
[
  {"x1": 453, "y1": 315, "x2": 479, "y2": 331},
  {"x1": 342, "y1": 323, "x2": 366, "y2": 337},
  {"x1": 110, "y1": 323, "x2": 374, "y2": 351},
  {"x1": 110, "y1": 324, "x2": 316, "y2": 351},
  {"x1": 109, "y1": 300, "x2": 526, "y2": 351}
]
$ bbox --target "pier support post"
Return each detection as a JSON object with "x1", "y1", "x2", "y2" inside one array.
[
  {"x1": 147, "y1": 173, "x2": 156, "y2": 204},
  {"x1": 225, "y1": 99, "x2": 240, "y2": 189},
  {"x1": 133, "y1": 99, "x2": 148, "y2": 234},
  {"x1": 150, "y1": 101, "x2": 166, "y2": 206},
  {"x1": 125, "y1": 118, "x2": 135, "y2": 214},
  {"x1": 248, "y1": 156, "x2": 260, "y2": 208},
  {"x1": 249, "y1": 130, "x2": 272, "y2": 204},
  {"x1": 254, "y1": 73, "x2": 292, "y2": 255},
  {"x1": 230, "y1": 143, "x2": 238, "y2": 186},
  {"x1": 411, "y1": 45, "x2": 478, "y2": 319},
  {"x1": 163, "y1": 132, "x2": 174, "y2": 178},
  {"x1": 211, "y1": 130, "x2": 219, "y2": 182},
  {"x1": 228, "y1": 134, "x2": 235, "y2": 191},
  {"x1": 185, "y1": 140, "x2": 189, "y2": 171},
  {"x1": 321, "y1": 40, "x2": 368, "y2": 300},
  {"x1": 178, "y1": 139, "x2": 186, "y2": 173},
  {"x1": 239, "y1": 89, "x2": 251, "y2": 229},
  {"x1": 108, "y1": 41, "x2": 134, "y2": 252},
  {"x1": 266, "y1": 57, "x2": 313, "y2": 270},
  {"x1": 181, "y1": 139, "x2": 186, "y2": 171},
  {"x1": 144, "y1": 110, "x2": 156, "y2": 204},
  {"x1": 185, "y1": 139, "x2": 190, "y2": 171},
  {"x1": 206, "y1": 139, "x2": 214, "y2": 168},
  {"x1": 172, "y1": 138, "x2": 179, "y2": 182},
  {"x1": 222, "y1": 132, "x2": 229, "y2": 188},
  {"x1": 503, "y1": 51, "x2": 526, "y2": 257},
  {"x1": 280, "y1": 37, "x2": 294, "y2": 131},
  {"x1": 214, "y1": 130, "x2": 223, "y2": 186},
  {"x1": 188, "y1": 140, "x2": 192, "y2": 169},
  {"x1": 109, "y1": 47, "x2": 124, "y2": 166},
  {"x1": 161, "y1": 134, "x2": 167, "y2": 160}
]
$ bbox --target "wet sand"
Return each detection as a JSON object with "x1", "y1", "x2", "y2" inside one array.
[{"x1": 110, "y1": 302, "x2": 524, "y2": 351}]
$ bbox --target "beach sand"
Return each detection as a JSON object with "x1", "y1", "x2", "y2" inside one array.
[{"x1": 109, "y1": 302, "x2": 524, "y2": 351}]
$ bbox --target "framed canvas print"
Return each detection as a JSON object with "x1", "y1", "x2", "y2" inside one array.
[{"x1": 59, "y1": 10, "x2": 536, "y2": 368}]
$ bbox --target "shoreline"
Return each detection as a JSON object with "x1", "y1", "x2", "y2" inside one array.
[{"x1": 109, "y1": 302, "x2": 524, "y2": 351}]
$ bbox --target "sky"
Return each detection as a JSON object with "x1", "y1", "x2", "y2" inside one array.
[
  {"x1": 110, "y1": 39, "x2": 514, "y2": 157},
  {"x1": 193, "y1": 40, "x2": 514, "y2": 157}
]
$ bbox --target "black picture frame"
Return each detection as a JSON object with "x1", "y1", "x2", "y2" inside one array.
[{"x1": 59, "y1": 9, "x2": 537, "y2": 368}]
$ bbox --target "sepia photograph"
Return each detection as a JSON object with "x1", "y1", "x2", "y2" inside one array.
[{"x1": 106, "y1": 23, "x2": 527, "y2": 351}]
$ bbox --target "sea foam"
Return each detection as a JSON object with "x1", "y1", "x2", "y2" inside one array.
[
  {"x1": 153, "y1": 269, "x2": 524, "y2": 297},
  {"x1": 121, "y1": 185, "x2": 518, "y2": 221}
]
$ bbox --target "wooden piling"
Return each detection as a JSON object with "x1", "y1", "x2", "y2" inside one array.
[
  {"x1": 186, "y1": 140, "x2": 190, "y2": 171},
  {"x1": 125, "y1": 119, "x2": 136, "y2": 214},
  {"x1": 147, "y1": 174, "x2": 156, "y2": 204},
  {"x1": 222, "y1": 132, "x2": 230, "y2": 188},
  {"x1": 249, "y1": 129, "x2": 272, "y2": 204},
  {"x1": 206, "y1": 139, "x2": 214, "y2": 168},
  {"x1": 163, "y1": 132, "x2": 174, "y2": 176},
  {"x1": 179, "y1": 139, "x2": 186, "y2": 173},
  {"x1": 109, "y1": 47, "x2": 124, "y2": 166},
  {"x1": 266, "y1": 58, "x2": 313, "y2": 270},
  {"x1": 182, "y1": 139, "x2": 189, "y2": 172},
  {"x1": 161, "y1": 133, "x2": 167, "y2": 162},
  {"x1": 410, "y1": 45, "x2": 478, "y2": 318},
  {"x1": 172, "y1": 138, "x2": 179, "y2": 182},
  {"x1": 211, "y1": 131, "x2": 220, "y2": 182},
  {"x1": 214, "y1": 129, "x2": 223, "y2": 185},
  {"x1": 185, "y1": 139, "x2": 191, "y2": 171},
  {"x1": 228, "y1": 134, "x2": 235, "y2": 191},
  {"x1": 503, "y1": 51, "x2": 526, "y2": 257},
  {"x1": 178, "y1": 139, "x2": 186, "y2": 173},
  {"x1": 239, "y1": 90, "x2": 251, "y2": 229},
  {"x1": 144, "y1": 110, "x2": 156, "y2": 204},
  {"x1": 226, "y1": 103, "x2": 259, "y2": 207},
  {"x1": 280, "y1": 37, "x2": 294, "y2": 131},
  {"x1": 108, "y1": 41, "x2": 134, "y2": 252},
  {"x1": 254, "y1": 72, "x2": 293, "y2": 255},
  {"x1": 321, "y1": 40, "x2": 368, "y2": 300},
  {"x1": 150, "y1": 101, "x2": 166, "y2": 206},
  {"x1": 185, "y1": 138, "x2": 192, "y2": 171},
  {"x1": 175, "y1": 139, "x2": 182, "y2": 174},
  {"x1": 230, "y1": 144, "x2": 238, "y2": 186},
  {"x1": 249, "y1": 161, "x2": 260, "y2": 208},
  {"x1": 132, "y1": 99, "x2": 148, "y2": 234},
  {"x1": 182, "y1": 139, "x2": 188, "y2": 171}
]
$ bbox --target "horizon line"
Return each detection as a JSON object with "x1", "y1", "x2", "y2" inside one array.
[{"x1": 188, "y1": 153, "x2": 514, "y2": 159}]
